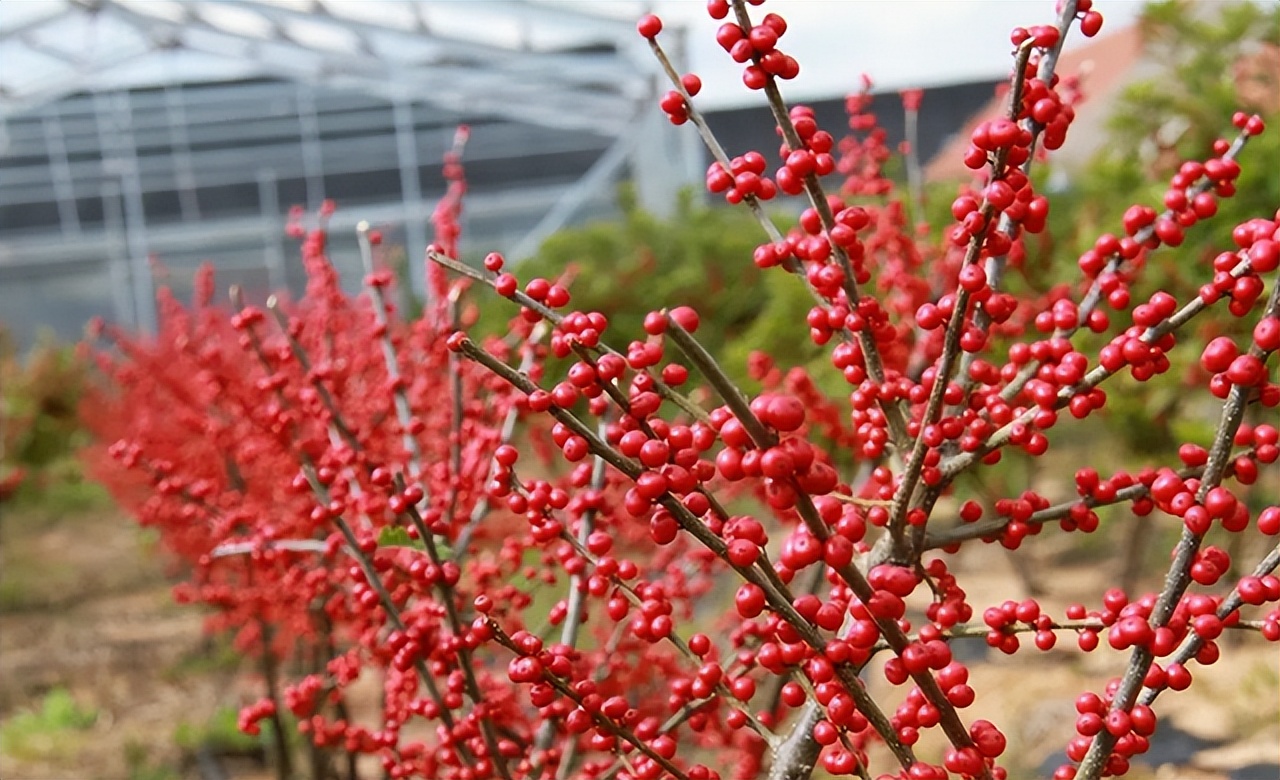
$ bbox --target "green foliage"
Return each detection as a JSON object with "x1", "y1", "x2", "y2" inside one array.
[
  {"x1": 0, "y1": 687, "x2": 98, "y2": 760},
  {"x1": 491, "y1": 187, "x2": 818, "y2": 382},
  {"x1": 4, "y1": 457, "x2": 112, "y2": 513},
  {"x1": 1234, "y1": 660, "x2": 1280, "y2": 732},
  {"x1": 173, "y1": 706, "x2": 261, "y2": 754},
  {"x1": 1, "y1": 330, "x2": 87, "y2": 466},
  {"x1": 1046, "y1": 0, "x2": 1280, "y2": 452},
  {"x1": 1076, "y1": 0, "x2": 1280, "y2": 274},
  {"x1": 0, "y1": 555, "x2": 76, "y2": 612},
  {"x1": 0, "y1": 327, "x2": 99, "y2": 507},
  {"x1": 378, "y1": 525, "x2": 424, "y2": 549},
  {"x1": 124, "y1": 742, "x2": 181, "y2": 780},
  {"x1": 162, "y1": 636, "x2": 244, "y2": 682},
  {"x1": 378, "y1": 525, "x2": 452, "y2": 557}
]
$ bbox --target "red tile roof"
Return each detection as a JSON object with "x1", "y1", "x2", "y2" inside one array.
[{"x1": 925, "y1": 23, "x2": 1149, "y2": 182}]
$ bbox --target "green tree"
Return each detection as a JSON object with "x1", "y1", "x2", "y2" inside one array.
[
  {"x1": 1076, "y1": 0, "x2": 1279, "y2": 271},
  {"x1": 0, "y1": 327, "x2": 92, "y2": 503},
  {"x1": 495, "y1": 187, "x2": 820, "y2": 381},
  {"x1": 1038, "y1": 0, "x2": 1280, "y2": 455}
]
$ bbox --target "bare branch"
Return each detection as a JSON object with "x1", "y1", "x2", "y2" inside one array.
[{"x1": 1075, "y1": 268, "x2": 1280, "y2": 780}]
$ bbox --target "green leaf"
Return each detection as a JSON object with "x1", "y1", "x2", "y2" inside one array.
[
  {"x1": 378, "y1": 526, "x2": 425, "y2": 550},
  {"x1": 377, "y1": 525, "x2": 453, "y2": 558}
]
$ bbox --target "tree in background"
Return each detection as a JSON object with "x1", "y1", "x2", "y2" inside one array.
[
  {"x1": 498, "y1": 187, "x2": 819, "y2": 383},
  {"x1": 0, "y1": 326, "x2": 90, "y2": 503},
  {"x1": 1072, "y1": 0, "x2": 1279, "y2": 282},
  {"x1": 1055, "y1": 0, "x2": 1280, "y2": 458}
]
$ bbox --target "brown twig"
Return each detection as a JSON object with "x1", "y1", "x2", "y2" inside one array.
[
  {"x1": 887, "y1": 38, "x2": 1036, "y2": 560},
  {"x1": 941, "y1": 250, "x2": 1267, "y2": 481},
  {"x1": 1075, "y1": 267, "x2": 1280, "y2": 780},
  {"x1": 1138, "y1": 541, "x2": 1280, "y2": 706},
  {"x1": 952, "y1": 0, "x2": 1079, "y2": 410},
  {"x1": 646, "y1": 25, "x2": 912, "y2": 452},
  {"x1": 531, "y1": 418, "x2": 612, "y2": 760},
  {"x1": 230, "y1": 288, "x2": 476, "y2": 766},
  {"x1": 924, "y1": 449, "x2": 1259, "y2": 549},
  {"x1": 992, "y1": 128, "x2": 1255, "y2": 411},
  {"x1": 454, "y1": 335, "x2": 919, "y2": 771},
  {"x1": 426, "y1": 249, "x2": 710, "y2": 425},
  {"x1": 663, "y1": 319, "x2": 982, "y2": 775},
  {"x1": 485, "y1": 621, "x2": 696, "y2": 780}
]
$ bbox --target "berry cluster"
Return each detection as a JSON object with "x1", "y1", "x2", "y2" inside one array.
[{"x1": 88, "y1": 2, "x2": 1280, "y2": 780}]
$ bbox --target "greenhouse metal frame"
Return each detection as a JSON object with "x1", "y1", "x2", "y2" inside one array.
[{"x1": 0, "y1": 0, "x2": 700, "y2": 345}]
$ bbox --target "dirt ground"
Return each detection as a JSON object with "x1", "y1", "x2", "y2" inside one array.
[
  {"x1": 897, "y1": 543, "x2": 1280, "y2": 780},
  {"x1": 0, "y1": 505, "x2": 266, "y2": 780},
  {"x1": 1, "y1": 502, "x2": 1276, "y2": 780}
]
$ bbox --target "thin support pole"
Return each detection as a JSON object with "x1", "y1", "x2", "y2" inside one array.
[
  {"x1": 164, "y1": 84, "x2": 202, "y2": 221},
  {"x1": 297, "y1": 84, "x2": 325, "y2": 211},
  {"x1": 393, "y1": 96, "x2": 427, "y2": 295},
  {"x1": 95, "y1": 90, "x2": 155, "y2": 333},
  {"x1": 257, "y1": 170, "x2": 288, "y2": 293},
  {"x1": 41, "y1": 106, "x2": 81, "y2": 237},
  {"x1": 508, "y1": 125, "x2": 639, "y2": 261},
  {"x1": 100, "y1": 182, "x2": 135, "y2": 329}
]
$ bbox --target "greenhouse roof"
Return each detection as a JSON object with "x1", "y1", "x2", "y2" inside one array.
[{"x1": 0, "y1": 0, "x2": 660, "y2": 134}]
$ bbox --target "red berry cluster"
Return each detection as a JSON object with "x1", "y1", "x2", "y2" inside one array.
[
  {"x1": 87, "y1": 2, "x2": 1280, "y2": 780},
  {"x1": 707, "y1": 3, "x2": 798, "y2": 90}
]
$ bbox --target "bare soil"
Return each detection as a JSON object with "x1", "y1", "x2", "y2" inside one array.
[
  {"x1": 1, "y1": 504, "x2": 1275, "y2": 780},
  {"x1": 0, "y1": 508, "x2": 254, "y2": 780}
]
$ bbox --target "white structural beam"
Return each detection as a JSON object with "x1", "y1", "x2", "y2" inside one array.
[
  {"x1": 508, "y1": 115, "x2": 643, "y2": 261},
  {"x1": 93, "y1": 90, "x2": 156, "y2": 333},
  {"x1": 1, "y1": 0, "x2": 652, "y2": 137},
  {"x1": 393, "y1": 97, "x2": 427, "y2": 293},
  {"x1": 0, "y1": 0, "x2": 704, "y2": 350},
  {"x1": 165, "y1": 27, "x2": 635, "y2": 135},
  {"x1": 222, "y1": 0, "x2": 644, "y2": 88},
  {"x1": 0, "y1": 117, "x2": 613, "y2": 204}
]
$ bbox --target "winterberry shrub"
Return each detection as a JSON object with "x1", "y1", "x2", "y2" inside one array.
[{"x1": 86, "y1": 3, "x2": 1280, "y2": 780}]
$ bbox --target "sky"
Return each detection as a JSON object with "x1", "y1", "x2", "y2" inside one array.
[{"x1": 653, "y1": 0, "x2": 1149, "y2": 107}]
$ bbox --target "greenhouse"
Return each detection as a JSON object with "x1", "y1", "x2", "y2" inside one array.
[{"x1": 0, "y1": 0, "x2": 701, "y2": 345}]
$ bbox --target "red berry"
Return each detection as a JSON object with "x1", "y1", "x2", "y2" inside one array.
[
  {"x1": 1254, "y1": 318, "x2": 1280, "y2": 352},
  {"x1": 1251, "y1": 240, "x2": 1280, "y2": 272},
  {"x1": 748, "y1": 25, "x2": 778, "y2": 53},
  {"x1": 986, "y1": 180, "x2": 1015, "y2": 210},
  {"x1": 1200, "y1": 337, "x2": 1239, "y2": 373},
  {"x1": 735, "y1": 583, "x2": 766, "y2": 618},
  {"x1": 670, "y1": 306, "x2": 700, "y2": 333},
  {"x1": 1259, "y1": 507, "x2": 1280, "y2": 535},
  {"x1": 494, "y1": 273, "x2": 518, "y2": 297},
  {"x1": 1080, "y1": 10, "x2": 1104, "y2": 37},
  {"x1": 763, "y1": 396, "x2": 806, "y2": 431},
  {"x1": 1226, "y1": 354, "x2": 1264, "y2": 386},
  {"x1": 636, "y1": 14, "x2": 663, "y2": 38}
]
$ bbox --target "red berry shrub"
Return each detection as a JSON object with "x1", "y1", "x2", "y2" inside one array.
[{"x1": 86, "y1": 3, "x2": 1280, "y2": 780}]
